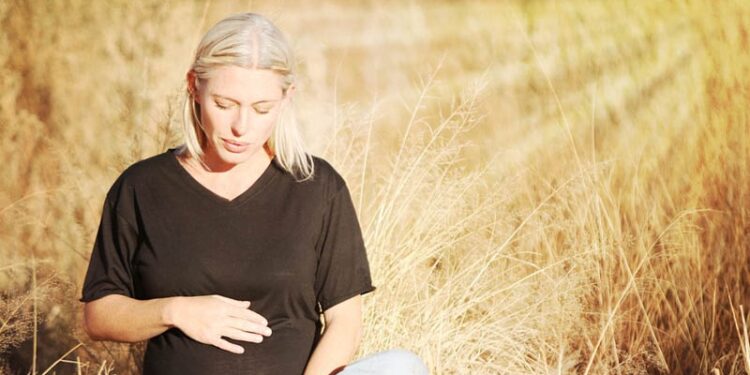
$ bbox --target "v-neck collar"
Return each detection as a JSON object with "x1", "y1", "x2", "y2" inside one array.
[{"x1": 165, "y1": 147, "x2": 279, "y2": 207}]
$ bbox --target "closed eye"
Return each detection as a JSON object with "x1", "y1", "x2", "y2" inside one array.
[
  {"x1": 214, "y1": 100, "x2": 273, "y2": 114},
  {"x1": 215, "y1": 101, "x2": 234, "y2": 110}
]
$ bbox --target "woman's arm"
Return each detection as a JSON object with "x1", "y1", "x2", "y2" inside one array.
[
  {"x1": 83, "y1": 294, "x2": 271, "y2": 353},
  {"x1": 304, "y1": 295, "x2": 364, "y2": 375},
  {"x1": 83, "y1": 294, "x2": 178, "y2": 342}
]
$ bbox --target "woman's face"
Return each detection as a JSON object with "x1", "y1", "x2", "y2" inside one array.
[{"x1": 191, "y1": 65, "x2": 290, "y2": 169}]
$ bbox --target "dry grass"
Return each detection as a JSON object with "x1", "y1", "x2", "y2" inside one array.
[{"x1": 1, "y1": 0, "x2": 749, "y2": 373}]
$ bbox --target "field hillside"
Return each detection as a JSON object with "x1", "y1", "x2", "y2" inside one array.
[{"x1": 1, "y1": 0, "x2": 748, "y2": 373}]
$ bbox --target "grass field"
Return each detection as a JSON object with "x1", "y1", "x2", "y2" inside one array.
[{"x1": 1, "y1": 0, "x2": 749, "y2": 373}]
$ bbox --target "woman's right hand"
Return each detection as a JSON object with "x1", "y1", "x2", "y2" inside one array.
[{"x1": 168, "y1": 295, "x2": 272, "y2": 354}]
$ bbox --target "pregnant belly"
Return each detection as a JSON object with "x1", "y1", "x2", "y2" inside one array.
[{"x1": 143, "y1": 319, "x2": 317, "y2": 375}]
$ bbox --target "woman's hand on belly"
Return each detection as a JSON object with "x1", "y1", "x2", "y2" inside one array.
[{"x1": 168, "y1": 294, "x2": 273, "y2": 354}]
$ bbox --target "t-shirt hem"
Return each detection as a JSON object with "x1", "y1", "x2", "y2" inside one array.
[
  {"x1": 79, "y1": 289, "x2": 133, "y2": 303},
  {"x1": 319, "y1": 284, "x2": 377, "y2": 312}
]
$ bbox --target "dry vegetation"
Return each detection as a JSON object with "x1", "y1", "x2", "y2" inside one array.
[{"x1": 1, "y1": 0, "x2": 749, "y2": 373}]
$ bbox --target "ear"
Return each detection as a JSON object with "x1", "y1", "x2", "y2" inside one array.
[
  {"x1": 186, "y1": 70, "x2": 198, "y2": 102},
  {"x1": 284, "y1": 83, "x2": 296, "y2": 101}
]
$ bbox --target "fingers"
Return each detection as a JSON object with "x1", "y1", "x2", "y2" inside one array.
[
  {"x1": 222, "y1": 327, "x2": 265, "y2": 343},
  {"x1": 228, "y1": 317, "x2": 273, "y2": 337},
  {"x1": 214, "y1": 295, "x2": 269, "y2": 326},
  {"x1": 212, "y1": 337, "x2": 245, "y2": 354},
  {"x1": 212, "y1": 295, "x2": 251, "y2": 308},
  {"x1": 228, "y1": 306, "x2": 269, "y2": 326}
]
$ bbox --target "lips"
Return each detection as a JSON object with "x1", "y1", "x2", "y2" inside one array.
[
  {"x1": 222, "y1": 138, "x2": 250, "y2": 153},
  {"x1": 222, "y1": 138, "x2": 249, "y2": 147}
]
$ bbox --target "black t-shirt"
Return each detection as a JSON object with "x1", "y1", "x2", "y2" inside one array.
[{"x1": 79, "y1": 147, "x2": 376, "y2": 375}]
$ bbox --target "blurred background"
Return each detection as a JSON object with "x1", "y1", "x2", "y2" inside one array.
[{"x1": 1, "y1": 0, "x2": 748, "y2": 373}]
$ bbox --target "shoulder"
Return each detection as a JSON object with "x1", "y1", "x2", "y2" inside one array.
[
  {"x1": 104, "y1": 150, "x2": 172, "y2": 206},
  {"x1": 308, "y1": 155, "x2": 348, "y2": 200},
  {"x1": 123, "y1": 151, "x2": 170, "y2": 179}
]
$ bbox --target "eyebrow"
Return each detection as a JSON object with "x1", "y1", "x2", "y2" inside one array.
[{"x1": 211, "y1": 94, "x2": 280, "y2": 105}]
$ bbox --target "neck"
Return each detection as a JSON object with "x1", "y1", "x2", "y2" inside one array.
[{"x1": 178, "y1": 146, "x2": 272, "y2": 179}]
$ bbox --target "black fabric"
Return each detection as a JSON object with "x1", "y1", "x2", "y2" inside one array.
[{"x1": 80, "y1": 147, "x2": 376, "y2": 375}]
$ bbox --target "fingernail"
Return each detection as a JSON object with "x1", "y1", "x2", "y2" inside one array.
[{"x1": 266, "y1": 328, "x2": 272, "y2": 336}]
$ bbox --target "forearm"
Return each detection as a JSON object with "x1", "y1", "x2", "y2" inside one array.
[
  {"x1": 304, "y1": 320, "x2": 362, "y2": 375},
  {"x1": 83, "y1": 294, "x2": 180, "y2": 343}
]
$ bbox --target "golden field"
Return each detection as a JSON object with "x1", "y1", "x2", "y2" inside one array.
[{"x1": 1, "y1": 0, "x2": 749, "y2": 373}]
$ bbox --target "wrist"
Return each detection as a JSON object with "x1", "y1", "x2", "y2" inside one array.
[{"x1": 162, "y1": 296, "x2": 182, "y2": 328}]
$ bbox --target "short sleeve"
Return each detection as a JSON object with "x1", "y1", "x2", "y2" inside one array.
[
  {"x1": 314, "y1": 183, "x2": 376, "y2": 313},
  {"x1": 79, "y1": 194, "x2": 139, "y2": 303}
]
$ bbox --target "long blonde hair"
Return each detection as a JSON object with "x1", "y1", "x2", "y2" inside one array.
[{"x1": 179, "y1": 12, "x2": 314, "y2": 181}]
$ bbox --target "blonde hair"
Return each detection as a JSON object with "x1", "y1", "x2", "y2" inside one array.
[{"x1": 179, "y1": 12, "x2": 314, "y2": 181}]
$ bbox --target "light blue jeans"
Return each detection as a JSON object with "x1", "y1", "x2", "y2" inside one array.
[{"x1": 339, "y1": 349, "x2": 429, "y2": 374}]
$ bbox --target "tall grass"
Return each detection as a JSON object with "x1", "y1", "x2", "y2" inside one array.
[{"x1": 1, "y1": 0, "x2": 748, "y2": 373}]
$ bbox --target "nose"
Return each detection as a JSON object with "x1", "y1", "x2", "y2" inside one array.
[{"x1": 231, "y1": 107, "x2": 252, "y2": 136}]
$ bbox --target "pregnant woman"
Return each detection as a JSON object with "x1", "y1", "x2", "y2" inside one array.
[{"x1": 79, "y1": 12, "x2": 428, "y2": 375}]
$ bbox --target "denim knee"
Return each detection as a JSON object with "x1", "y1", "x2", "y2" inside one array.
[
  {"x1": 383, "y1": 349, "x2": 429, "y2": 374},
  {"x1": 342, "y1": 348, "x2": 429, "y2": 374}
]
